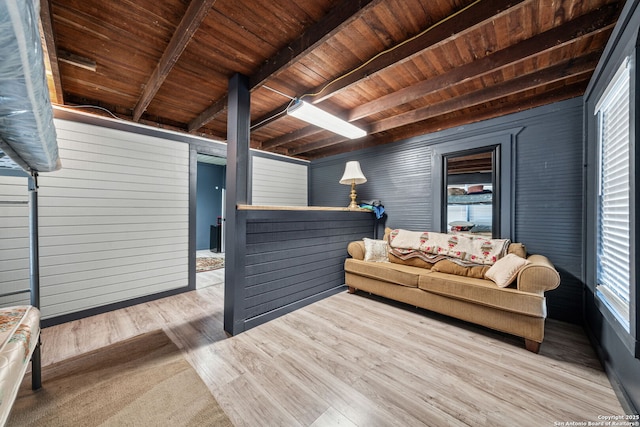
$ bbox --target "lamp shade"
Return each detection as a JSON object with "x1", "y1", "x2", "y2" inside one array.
[
  {"x1": 287, "y1": 100, "x2": 367, "y2": 140},
  {"x1": 339, "y1": 161, "x2": 367, "y2": 185}
]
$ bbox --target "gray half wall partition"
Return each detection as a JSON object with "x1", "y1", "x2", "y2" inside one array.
[{"x1": 224, "y1": 206, "x2": 375, "y2": 336}]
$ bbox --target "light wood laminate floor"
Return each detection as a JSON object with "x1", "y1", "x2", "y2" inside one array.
[{"x1": 40, "y1": 283, "x2": 625, "y2": 426}]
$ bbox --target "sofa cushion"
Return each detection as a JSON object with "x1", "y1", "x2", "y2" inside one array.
[
  {"x1": 345, "y1": 258, "x2": 425, "y2": 288},
  {"x1": 389, "y1": 253, "x2": 435, "y2": 269},
  {"x1": 431, "y1": 259, "x2": 489, "y2": 279},
  {"x1": 485, "y1": 254, "x2": 531, "y2": 288},
  {"x1": 418, "y1": 272, "x2": 545, "y2": 317}
]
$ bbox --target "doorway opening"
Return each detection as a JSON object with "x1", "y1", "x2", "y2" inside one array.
[{"x1": 196, "y1": 154, "x2": 226, "y2": 287}]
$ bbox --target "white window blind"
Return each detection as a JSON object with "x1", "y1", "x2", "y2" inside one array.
[{"x1": 595, "y1": 58, "x2": 631, "y2": 330}]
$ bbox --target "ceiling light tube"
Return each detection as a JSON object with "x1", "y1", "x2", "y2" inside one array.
[{"x1": 287, "y1": 100, "x2": 366, "y2": 139}]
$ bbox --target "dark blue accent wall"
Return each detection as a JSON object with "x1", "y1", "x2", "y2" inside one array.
[
  {"x1": 310, "y1": 97, "x2": 584, "y2": 324},
  {"x1": 196, "y1": 162, "x2": 225, "y2": 251},
  {"x1": 583, "y1": 0, "x2": 639, "y2": 414},
  {"x1": 514, "y1": 104, "x2": 584, "y2": 326},
  {"x1": 312, "y1": 135, "x2": 434, "y2": 231}
]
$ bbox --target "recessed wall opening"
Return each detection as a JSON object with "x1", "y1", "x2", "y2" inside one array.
[{"x1": 195, "y1": 154, "x2": 226, "y2": 286}]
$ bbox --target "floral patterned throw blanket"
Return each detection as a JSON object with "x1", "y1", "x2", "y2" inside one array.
[
  {"x1": 0, "y1": 305, "x2": 40, "y2": 425},
  {"x1": 388, "y1": 229, "x2": 510, "y2": 266}
]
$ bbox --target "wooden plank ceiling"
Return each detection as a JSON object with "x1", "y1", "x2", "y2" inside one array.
[{"x1": 40, "y1": 0, "x2": 624, "y2": 160}]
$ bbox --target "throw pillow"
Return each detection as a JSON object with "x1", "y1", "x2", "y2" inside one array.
[
  {"x1": 363, "y1": 238, "x2": 389, "y2": 263},
  {"x1": 485, "y1": 253, "x2": 531, "y2": 287}
]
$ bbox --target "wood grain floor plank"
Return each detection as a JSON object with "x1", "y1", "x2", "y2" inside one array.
[
  {"x1": 309, "y1": 407, "x2": 358, "y2": 427},
  {"x1": 214, "y1": 371, "x2": 303, "y2": 427},
  {"x1": 353, "y1": 365, "x2": 474, "y2": 427},
  {"x1": 246, "y1": 352, "x2": 330, "y2": 426},
  {"x1": 369, "y1": 338, "x2": 516, "y2": 425},
  {"x1": 275, "y1": 349, "x2": 407, "y2": 427},
  {"x1": 37, "y1": 283, "x2": 625, "y2": 426}
]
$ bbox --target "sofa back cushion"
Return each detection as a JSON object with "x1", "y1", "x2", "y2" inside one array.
[
  {"x1": 389, "y1": 254, "x2": 435, "y2": 269},
  {"x1": 508, "y1": 243, "x2": 526, "y2": 258},
  {"x1": 431, "y1": 259, "x2": 490, "y2": 279}
]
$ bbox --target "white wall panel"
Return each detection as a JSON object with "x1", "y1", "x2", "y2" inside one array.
[
  {"x1": 252, "y1": 156, "x2": 308, "y2": 206},
  {"x1": 35, "y1": 119, "x2": 190, "y2": 319},
  {"x1": 0, "y1": 175, "x2": 30, "y2": 306}
]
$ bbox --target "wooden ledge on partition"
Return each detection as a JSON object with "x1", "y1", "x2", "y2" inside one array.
[{"x1": 237, "y1": 204, "x2": 370, "y2": 212}]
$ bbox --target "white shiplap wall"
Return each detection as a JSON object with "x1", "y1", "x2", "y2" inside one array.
[
  {"x1": 252, "y1": 156, "x2": 308, "y2": 206},
  {"x1": 36, "y1": 119, "x2": 189, "y2": 319},
  {"x1": 0, "y1": 175, "x2": 30, "y2": 306}
]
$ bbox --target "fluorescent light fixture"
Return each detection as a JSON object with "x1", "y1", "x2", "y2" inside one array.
[{"x1": 287, "y1": 100, "x2": 366, "y2": 139}]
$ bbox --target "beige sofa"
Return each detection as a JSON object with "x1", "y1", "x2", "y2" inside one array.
[{"x1": 344, "y1": 230, "x2": 560, "y2": 353}]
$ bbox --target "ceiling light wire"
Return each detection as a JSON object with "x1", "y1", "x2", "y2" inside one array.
[
  {"x1": 262, "y1": 85, "x2": 296, "y2": 100},
  {"x1": 299, "y1": 0, "x2": 483, "y2": 101},
  {"x1": 250, "y1": 85, "x2": 298, "y2": 130},
  {"x1": 60, "y1": 104, "x2": 121, "y2": 120},
  {"x1": 250, "y1": 98, "x2": 295, "y2": 130}
]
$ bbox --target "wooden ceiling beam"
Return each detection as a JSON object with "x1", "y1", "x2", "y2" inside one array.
[
  {"x1": 233, "y1": 0, "x2": 527, "y2": 140},
  {"x1": 307, "y1": 81, "x2": 588, "y2": 159},
  {"x1": 39, "y1": 0, "x2": 64, "y2": 104},
  {"x1": 260, "y1": 125, "x2": 324, "y2": 150},
  {"x1": 349, "y1": 3, "x2": 621, "y2": 121},
  {"x1": 188, "y1": 0, "x2": 381, "y2": 132},
  {"x1": 251, "y1": 0, "x2": 615, "y2": 152},
  {"x1": 188, "y1": 96, "x2": 227, "y2": 132},
  {"x1": 370, "y1": 52, "x2": 600, "y2": 134},
  {"x1": 307, "y1": 0, "x2": 526, "y2": 104},
  {"x1": 249, "y1": 0, "x2": 382, "y2": 91},
  {"x1": 58, "y1": 50, "x2": 97, "y2": 72},
  {"x1": 291, "y1": 54, "x2": 597, "y2": 156},
  {"x1": 133, "y1": 0, "x2": 217, "y2": 122},
  {"x1": 286, "y1": 134, "x2": 352, "y2": 156}
]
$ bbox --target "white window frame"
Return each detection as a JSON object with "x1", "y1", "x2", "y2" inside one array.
[{"x1": 595, "y1": 57, "x2": 632, "y2": 332}]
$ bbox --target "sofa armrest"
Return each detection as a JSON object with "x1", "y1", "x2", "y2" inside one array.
[
  {"x1": 516, "y1": 254, "x2": 561, "y2": 295},
  {"x1": 347, "y1": 241, "x2": 365, "y2": 260}
]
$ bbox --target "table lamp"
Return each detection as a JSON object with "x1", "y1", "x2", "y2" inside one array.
[{"x1": 339, "y1": 161, "x2": 367, "y2": 209}]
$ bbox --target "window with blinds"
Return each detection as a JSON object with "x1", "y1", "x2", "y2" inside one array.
[{"x1": 595, "y1": 58, "x2": 631, "y2": 330}]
